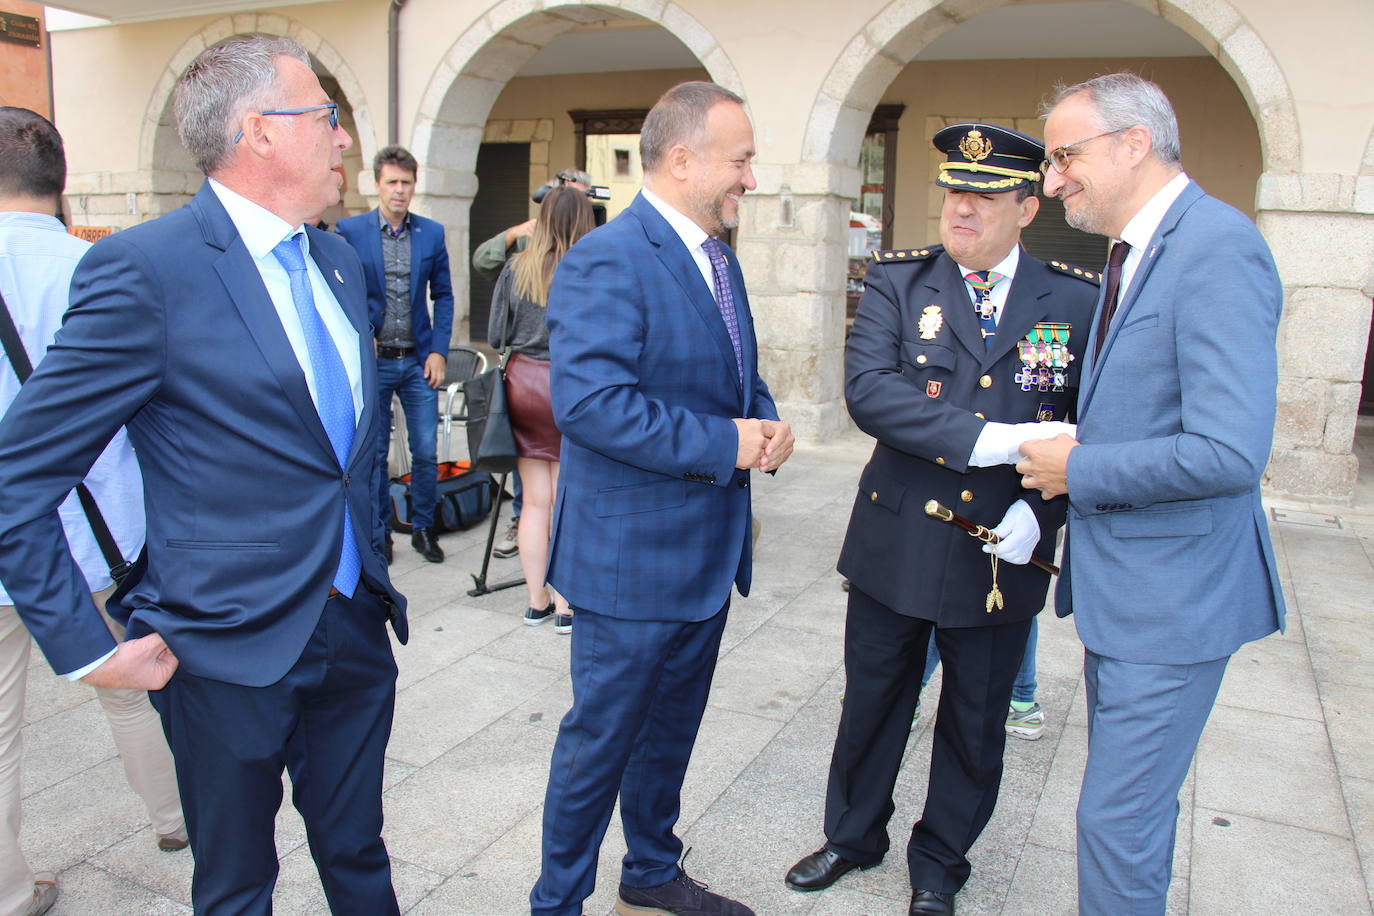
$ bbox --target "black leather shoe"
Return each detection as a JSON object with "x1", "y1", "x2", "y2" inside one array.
[
  {"x1": 382, "y1": 534, "x2": 393, "y2": 565},
  {"x1": 909, "y1": 888, "x2": 954, "y2": 915},
  {"x1": 411, "y1": 528, "x2": 444, "y2": 563},
  {"x1": 785, "y1": 847, "x2": 870, "y2": 891}
]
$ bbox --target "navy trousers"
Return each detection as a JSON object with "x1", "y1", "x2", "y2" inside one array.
[
  {"x1": 1077, "y1": 649, "x2": 1228, "y2": 916},
  {"x1": 824, "y1": 586, "x2": 1031, "y2": 894},
  {"x1": 150, "y1": 589, "x2": 400, "y2": 916},
  {"x1": 530, "y1": 603, "x2": 729, "y2": 916}
]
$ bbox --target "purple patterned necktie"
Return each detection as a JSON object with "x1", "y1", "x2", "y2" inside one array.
[{"x1": 701, "y1": 237, "x2": 744, "y2": 384}]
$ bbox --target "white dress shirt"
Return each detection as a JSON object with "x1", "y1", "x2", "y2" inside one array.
[
  {"x1": 209, "y1": 179, "x2": 363, "y2": 422},
  {"x1": 1113, "y1": 171, "x2": 1190, "y2": 311},
  {"x1": 640, "y1": 186, "x2": 717, "y2": 299},
  {"x1": 954, "y1": 244, "x2": 1020, "y2": 324}
]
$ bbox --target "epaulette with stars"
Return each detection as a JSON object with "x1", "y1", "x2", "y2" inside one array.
[
  {"x1": 1047, "y1": 259, "x2": 1101, "y2": 285},
  {"x1": 870, "y1": 245, "x2": 943, "y2": 263}
]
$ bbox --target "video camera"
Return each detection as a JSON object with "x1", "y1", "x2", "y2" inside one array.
[{"x1": 533, "y1": 171, "x2": 610, "y2": 225}]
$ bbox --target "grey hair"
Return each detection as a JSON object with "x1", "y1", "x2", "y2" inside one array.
[
  {"x1": 1042, "y1": 73, "x2": 1181, "y2": 166},
  {"x1": 173, "y1": 34, "x2": 311, "y2": 175},
  {"x1": 639, "y1": 81, "x2": 744, "y2": 172}
]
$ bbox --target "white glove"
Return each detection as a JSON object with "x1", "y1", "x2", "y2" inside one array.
[
  {"x1": 969, "y1": 421, "x2": 1079, "y2": 467},
  {"x1": 981, "y1": 499, "x2": 1040, "y2": 565}
]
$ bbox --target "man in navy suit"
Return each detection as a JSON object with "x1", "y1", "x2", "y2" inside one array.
[
  {"x1": 0, "y1": 36, "x2": 407, "y2": 915},
  {"x1": 529, "y1": 81, "x2": 793, "y2": 916},
  {"x1": 1021, "y1": 73, "x2": 1284, "y2": 915},
  {"x1": 336, "y1": 145, "x2": 454, "y2": 564}
]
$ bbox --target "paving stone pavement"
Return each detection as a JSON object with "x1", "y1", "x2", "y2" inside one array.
[{"x1": 15, "y1": 430, "x2": 1374, "y2": 915}]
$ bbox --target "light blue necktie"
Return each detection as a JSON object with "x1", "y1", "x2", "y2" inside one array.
[{"x1": 272, "y1": 234, "x2": 361, "y2": 597}]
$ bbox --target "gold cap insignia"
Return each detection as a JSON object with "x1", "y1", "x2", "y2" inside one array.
[{"x1": 958, "y1": 129, "x2": 993, "y2": 163}]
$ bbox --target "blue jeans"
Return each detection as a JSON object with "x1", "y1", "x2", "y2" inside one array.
[
  {"x1": 376, "y1": 356, "x2": 438, "y2": 530},
  {"x1": 920, "y1": 617, "x2": 1038, "y2": 704}
]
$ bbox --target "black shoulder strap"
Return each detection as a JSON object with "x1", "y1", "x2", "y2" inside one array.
[{"x1": 0, "y1": 285, "x2": 131, "y2": 582}]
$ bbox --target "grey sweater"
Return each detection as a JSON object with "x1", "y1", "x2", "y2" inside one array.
[{"x1": 487, "y1": 261, "x2": 550, "y2": 360}]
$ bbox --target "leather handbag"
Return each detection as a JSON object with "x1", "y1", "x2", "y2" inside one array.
[
  {"x1": 464, "y1": 361, "x2": 517, "y2": 474},
  {"x1": 466, "y1": 272, "x2": 520, "y2": 474}
]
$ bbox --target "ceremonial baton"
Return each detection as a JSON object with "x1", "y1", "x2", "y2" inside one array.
[{"x1": 923, "y1": 500, "x2": 1060, "y2": 576}]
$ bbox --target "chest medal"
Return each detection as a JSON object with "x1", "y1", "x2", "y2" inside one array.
[{"x1": 1015, "y1": 322, "x2": 1072, "y2": 392}]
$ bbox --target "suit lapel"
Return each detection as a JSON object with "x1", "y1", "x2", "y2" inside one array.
[
  {"x1": 191, "y1": 184, "x2": 342, "y2": 464},
  {"x1": 980, "y1": 249, "x2": 1050, "y2": 372},
  {"x1": 1079, "y1": 181, "x2": 1204, "y2": 417},
  {"x1": 632, "y1": 194, "x2": 744, "y2": 398}
]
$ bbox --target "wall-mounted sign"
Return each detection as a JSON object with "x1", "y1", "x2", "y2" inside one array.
[
  {"x1": 69, "y1": 226, "x2": 115, "y2": 243},
  {"x1": 0, "y1": 12, "x2": 42, "y2": 48}
]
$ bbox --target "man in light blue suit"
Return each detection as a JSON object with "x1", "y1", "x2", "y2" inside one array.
[
  {"x1": 1020, "y1": 73, "x2": 1284, "y2": 915},
  {"x1": 530, "y1": 82, "x2": 793, "y2": 916},
  {"x1": 0, "y1": 36, "x2": 407, "y2": 915}
]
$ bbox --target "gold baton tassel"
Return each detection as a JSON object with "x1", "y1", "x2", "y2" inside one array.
[{"x1": 923, "y1": 500, "x2": 1060, "y2": 611}]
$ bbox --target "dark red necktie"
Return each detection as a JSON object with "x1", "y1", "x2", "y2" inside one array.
[{"x1": 1094, "y1": 241, "x2": 1132, "y2": 360}]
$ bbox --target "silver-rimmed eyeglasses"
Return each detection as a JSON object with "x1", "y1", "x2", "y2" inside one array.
[
  {"x1": 233, "y1": 103, "x2": 339, "y2": 144},
  {"x1": 1040, "y1": 127, "x2": 1130, "y2": 174}
]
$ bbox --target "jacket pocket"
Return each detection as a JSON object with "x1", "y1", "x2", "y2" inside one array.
[
  {"x1": 595, "y1": 479, "x2": 688, "y2": 518},
  {"x1": 899, "y1": 341, "x2": 957, "y2": 373},
  {"x1": 1108, "y1": 506, "x2": 1212, "y2": 538},
  {"x1": 165, "y1": 539, "x2": 279, "y2": 550},
  {"x1": 857, "y1": 465, "x2": 906, "y2": 515},
  {"x1": 1117, "y1": 312, "x2": 1160, "y2": 335}
]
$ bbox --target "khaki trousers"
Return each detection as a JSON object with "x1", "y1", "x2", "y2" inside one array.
[{"x1": 0, "y1": 587, "x2": 184, "y2": 916}]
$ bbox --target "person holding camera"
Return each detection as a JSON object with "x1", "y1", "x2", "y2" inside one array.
[
  {"x1": 488, "y1": 186, "x2": 595, "y2": 634},
  {"x1": 472, "y1": 168, "x2": 604, "y2": 561}
]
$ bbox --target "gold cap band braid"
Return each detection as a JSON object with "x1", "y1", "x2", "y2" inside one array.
[{"x1": 937, "y1": 161, "x2": 1041, "y2": 182}]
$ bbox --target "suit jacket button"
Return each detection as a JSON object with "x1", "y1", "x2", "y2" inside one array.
[
  {"x1": 935, "y1": 457, "x2": 946, "y2": 465},
  {"x1": 916, "y1": 354, "x2": 928, "y2": 365},
  {"x1": 960, "y1": 490, "x2": 974, "y2": 502},
  {"x1": 870, "y1": 490, "x2": 878, "y2": 502},
  {"x1": 974, "y1": 412, "x2": 986, "y2": 419},
  {"x1": 979, "y1": 375, "x2": 992, "y2": 388}
]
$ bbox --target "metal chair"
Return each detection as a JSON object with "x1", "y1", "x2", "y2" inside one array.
[{"x1": 439, "y1": 345, "x2": 488, "y2": 462}]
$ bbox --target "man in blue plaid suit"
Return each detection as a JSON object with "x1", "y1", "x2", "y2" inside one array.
[{"x1": 529, "y1": 81, "x2": 793, "y2": 916}]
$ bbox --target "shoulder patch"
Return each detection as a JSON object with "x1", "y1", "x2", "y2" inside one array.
[
  {"x1": 1047, "y1": 259, "x2": 1102, "y2": 285},
  {"x1": 871, "y1": 245, "x2": 943, "y2": 264}
]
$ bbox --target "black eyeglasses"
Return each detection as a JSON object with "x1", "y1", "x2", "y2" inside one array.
[
  {"x1": 233, "y1": 103, "x2": 340, "y2": 144},
  {"x1": 1040, "y1": 127, "x2": 1130, "y2": 174}
]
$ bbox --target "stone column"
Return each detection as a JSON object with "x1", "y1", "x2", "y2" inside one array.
[
  {"x1": 736, "y1": 162, "x2": 859, "y2": 441},
  {"x1": 1258, "y1": 172, "x2": 1374, "y2": 503}
]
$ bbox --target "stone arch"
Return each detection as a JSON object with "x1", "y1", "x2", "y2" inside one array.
[
  {"x1": 801, "y1": 0, "x2": 1299, "y2": 173},
  {"x1": 137, "y1": 13, "x2": 375, "y2": 217},
  {"x1": 410, "y1": 1, "x2": 743, "y2": 323}
]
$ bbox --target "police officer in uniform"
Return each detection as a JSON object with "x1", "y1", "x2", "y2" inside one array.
[{"x1": 785, "y1": 124, "x2": 1100, "y2": 915}]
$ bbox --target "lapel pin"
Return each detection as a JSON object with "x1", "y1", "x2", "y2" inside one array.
[{"x1": 333, "y1": 268, "x2": 344, "y2": 283}]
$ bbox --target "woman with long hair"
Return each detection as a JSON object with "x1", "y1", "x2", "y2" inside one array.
[{"x1": 488, "y1": 186, "x2": 595, "y2": 634}]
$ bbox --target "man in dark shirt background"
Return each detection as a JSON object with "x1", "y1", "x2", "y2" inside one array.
[{"x1": 337, "y1": 146, "x2": 454, "y2": 563}]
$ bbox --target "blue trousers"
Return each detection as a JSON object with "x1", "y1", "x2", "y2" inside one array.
[
  {"x1": 149, "y1": 590, "x2": 399, "y2": 916},
  {"x1": 376, "y1": 356, "x2": 438, "y2": 529},
  {"x1": 531, "y1": 604, "x2": 729, "y2": 916},
  {"x1": 1076, "y1": 649, "x2": 1228, "y2": 916},
  {"x1": 922, "y1": 616, "x2": 1038, "y2": 703}
]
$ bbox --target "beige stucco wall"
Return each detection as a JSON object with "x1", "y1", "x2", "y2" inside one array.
[
  {"x1": 488, "y1": 66, "x2": 706, "y2": 200},
  {"x1": 881, "y1": 56, "x2": 1261, "y2": 248},
  {"x1": 40, "y1": 0, "x2": 1374, "y2": 501}
]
